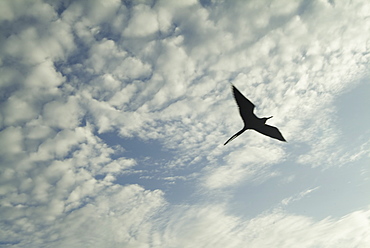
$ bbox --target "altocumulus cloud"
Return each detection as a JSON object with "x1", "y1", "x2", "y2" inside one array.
[{"x1": 0, "y1": 0, "x2": 370, "y2": 247}]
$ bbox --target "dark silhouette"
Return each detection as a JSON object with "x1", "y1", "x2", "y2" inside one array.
[{"x1": 224, "y1": 85, "x2": 286, "y2": 145}]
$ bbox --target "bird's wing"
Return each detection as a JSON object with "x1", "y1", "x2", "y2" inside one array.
[
  {"x1": 254, "y1": 124, "x2": 286, "y2": 142},
  {"x1": 232, "y1": 85, "x2": 255, "y2": 114}
]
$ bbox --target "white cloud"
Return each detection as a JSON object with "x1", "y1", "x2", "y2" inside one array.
[
  {"x1": 109, "y1": 82, "x2": 138, "y2": 108},
  {"x1": 58, "y1": 0, "x2": 121, "y2": 26},
  {"x1": 243, "y1": 208, "x2": 370, "y2": 248},
  {"x1": 204, "y1": 144, "x2": 285, "y2": 189},
  {"x1": 0, "y1": 0, "x2": 55, "y2": 22},
  {"x1": 83, "y1": 0, "x2": 121, "y2": 25},
  {"x1": 2, "y1": 96, "x2": 37, "y2": 126},
  {"x1": 281, "y1": 186, "x2": 320, "y2": 206},
  {"x1": 30, "y1": 127, "x2": 87, "y2": 161},
  {"x1": 42, "y1": 96, "x2": 83, "y2": 129},
  {"x1": 98, "y1": 157, "x2": 136, "y2": 175},
  {"x1": 123, "y1": 4, "x2": 159, "y2": 37},
  {"x1": 1, "y1": 184, "x2": 166, "y2": 247},
  {"x1": 86, "y1": 39, "x2": 127, "y2": 75},
  {"x1": 0, "y1": 123, "x2": 162, "y2": 246},
  {"x1": 155, "y1": 204, "x2": 370, "y2": 248},
  {"x1": 0, "y1": 126, "x2": 23, "y2": 162},
  {"x1": 4, "y1": 19, "x2": 74, "y2": 64}
]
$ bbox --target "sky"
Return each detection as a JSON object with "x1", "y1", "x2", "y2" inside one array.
[{"x1": 0, "y1": 0, "x2": 369, "y2": 247}]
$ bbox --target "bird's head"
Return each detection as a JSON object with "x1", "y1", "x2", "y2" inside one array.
[{"x1": 262, "y1": 116, "x2": 273, "y2": 123}]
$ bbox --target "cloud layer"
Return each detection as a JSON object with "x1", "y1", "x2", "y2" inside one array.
[{"x1": 1, "y1": 0, "x2": 369, "y2": 247}]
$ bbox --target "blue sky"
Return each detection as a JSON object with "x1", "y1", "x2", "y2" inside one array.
[{"x1": 0, "y1": 0, "x2": 369, "y2": 247}]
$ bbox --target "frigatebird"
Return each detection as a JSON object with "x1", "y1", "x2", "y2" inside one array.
[{"x1": 224, "y1": 84, "x2": 286, "y2": 145}]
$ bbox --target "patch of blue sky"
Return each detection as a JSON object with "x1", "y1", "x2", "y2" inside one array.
[
  {"x1": 230, "y1": 157, "x2": 369, "y2": 220},
  {"x1": 283, "y1": 160, "x2": 370, "y2": 219},
  {"x1": 335, "y1": 77, "x2": 370, "y2": 143},
  {"x1": 98, "y1": 131, "x2": 173, "y2": 160},
  {"x1": 97, "y1": 131, "x2": 202, "y2": 203}
]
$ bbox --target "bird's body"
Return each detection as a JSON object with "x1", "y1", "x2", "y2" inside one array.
[{"x1": 224, "y1": 85, "x2": 286, "y2": 145}]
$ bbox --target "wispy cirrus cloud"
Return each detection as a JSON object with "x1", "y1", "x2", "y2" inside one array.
[
  {"x1": 154, "y1": 204, "x2": 370, "y2": 248},
  {"x1": 281, "y1": 186, "x2": 320, "y2": 206}
]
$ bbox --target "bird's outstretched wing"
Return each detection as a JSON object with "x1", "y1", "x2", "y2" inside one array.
[
  {"x1": 254, "y1": 124, "x2": 286, "y2": 142},
  {"x1": 232, "y1": 85, "x2": 255, "y2": 114},
  {"x1": 232, "y1": 85, "x2": 257, "y2": 125}
]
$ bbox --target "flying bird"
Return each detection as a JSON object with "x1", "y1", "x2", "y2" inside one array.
[{"x1": 224, "y1": 84, "x2": 286, "y2": 145}]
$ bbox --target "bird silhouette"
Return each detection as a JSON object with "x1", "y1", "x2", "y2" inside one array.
[{"x1": 224, "y1": 84, "x2": 286, "y2": 145}]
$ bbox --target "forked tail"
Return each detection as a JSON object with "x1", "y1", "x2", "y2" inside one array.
[{"x1": 224, "y1": 128, "x2": 246, "y2": 145}]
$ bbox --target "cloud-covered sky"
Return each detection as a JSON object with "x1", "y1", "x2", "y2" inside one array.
[{"x1": 1, "y1": 0, "x2": 369, "y2": 247}]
